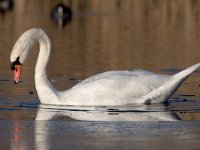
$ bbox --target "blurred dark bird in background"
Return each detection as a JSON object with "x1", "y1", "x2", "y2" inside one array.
[
  {"x1": 50, "y1": 3, "x2": 72, "y2": 27},
  {"x1": 0, "y1": 0, "x2": 14, "y2": 14}
]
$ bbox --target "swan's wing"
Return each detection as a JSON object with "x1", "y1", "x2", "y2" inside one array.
[
  {"x1": 79, "y1": 69, "x2": 169, "y2": 85},
  {"x1": 79, "y1": 70, "x2": 132, "y2": 84},
  {"x1": 72, "y1": 70, "x2": 171, "y2": 100},
  {"x1": 62, "y1": 64, "x2": 199, "y2": 105},
  {"x1": 131, "y1": 69, "x2": 162, "y2": 75}
]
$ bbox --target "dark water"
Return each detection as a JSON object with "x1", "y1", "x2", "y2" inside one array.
[{"x1": 0, "y1": 0, "x2": 200, "y2": 149}]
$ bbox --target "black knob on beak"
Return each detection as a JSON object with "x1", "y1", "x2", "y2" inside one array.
[{"x1": 10, "y1": 57, "x2": 21, "y2": 70}]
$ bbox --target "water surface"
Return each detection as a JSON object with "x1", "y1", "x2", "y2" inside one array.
[{"x1": 0, "y1": 0, "x2": 200, "y2": 149}]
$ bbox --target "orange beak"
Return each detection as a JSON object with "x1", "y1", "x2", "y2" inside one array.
[{"x1": 14, "y1": 65, "x2": 22, "y2": 84}]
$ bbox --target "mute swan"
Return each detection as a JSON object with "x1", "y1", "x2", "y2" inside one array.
[{"x1": 10, "y1": 28, "x2": 200, "y2": 106}]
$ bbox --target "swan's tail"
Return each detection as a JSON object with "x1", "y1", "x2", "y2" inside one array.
[
  {"x1": 165, "y1": 62, "x2": 200, "y2": 99},
  {"x1": 173, "y1": 63, "x2": 200, "y2": 80},
  {"x1": 143, "y1": 63, "x2": 200, "y2": 103}
]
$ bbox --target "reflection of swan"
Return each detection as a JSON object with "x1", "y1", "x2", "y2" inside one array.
[
  {"x1": 10, "y1": 28, "x2": 200, "y2": 106},
  {"x1": 34, "y1": 107, "x2": 179, "y2": 150},
  {"x1": 35, "y1": 105, "x2": 180, "y2": 121}
]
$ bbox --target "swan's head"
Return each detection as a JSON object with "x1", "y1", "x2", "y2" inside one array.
[
  {"x1": 10, "y1": 28, "x2": 39, "y2": 83},
  {"x1": 10, "y1": 40, "x2": 26, "y2": 84}
]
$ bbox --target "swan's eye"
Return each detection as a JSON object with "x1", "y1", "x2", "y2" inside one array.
[{"x1": 10, "y1": 57, "x2": 21, "y2": 70}]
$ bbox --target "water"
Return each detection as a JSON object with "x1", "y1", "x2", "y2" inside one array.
[{"x1": 0, "y1": 0, "x2": 200, "y2": 149}]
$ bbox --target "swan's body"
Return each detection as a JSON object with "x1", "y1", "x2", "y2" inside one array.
[{"x1": 10, "y1": 28, "x2": 200, "y2": 106}]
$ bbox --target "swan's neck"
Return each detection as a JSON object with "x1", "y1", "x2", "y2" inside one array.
[
  {"x1": 34, "y1": 31, "x2": 59, "y2": 104},
  {"x1": 35, "y1": 33, "x2": 50, "y2": 77}
]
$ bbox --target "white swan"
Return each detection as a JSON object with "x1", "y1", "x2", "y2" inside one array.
[{"x1": 10, "y1": 28, "x2": 200, "y2": 106}]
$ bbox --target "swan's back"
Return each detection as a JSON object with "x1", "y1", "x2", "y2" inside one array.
[
  {"x1": 61, "y1": 70, "x2": 171, "y2": 105},
  {"x1": 79, "y1": 69, "x2": 170, "y2": 85}
]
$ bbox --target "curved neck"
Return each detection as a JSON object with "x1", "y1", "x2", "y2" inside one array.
[
  {"x1": 11, "y1": 29, "x2": 60, "y2": 104},
  {"x1": 35, "y1": 31, "x2": 51, "y2": 77},
  {"x1": 33, "y1": 30, "x2": 59, "y2": 104}
]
